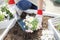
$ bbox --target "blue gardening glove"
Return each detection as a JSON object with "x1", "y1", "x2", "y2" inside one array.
[
  {"x1": 18, "y1": 19, "x2": 26, "y2": 31},
  {"x1": 16, "y1": 0, "x2": 32, "y2": 10}
]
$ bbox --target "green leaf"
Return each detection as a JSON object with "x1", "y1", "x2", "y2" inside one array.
[
  {"x1": 31, "y1": 18, "x2": 38, "y2": 30},
  {"x1": 56, "y1": 23, "x2": 60, "y2": 31},
  {"x1": 0, "y1": 14, "x2": 4, "y2": 21}
]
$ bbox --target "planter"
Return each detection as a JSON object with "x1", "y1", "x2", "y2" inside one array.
[
  {"x1": 0, "y1": 8, "x2": 60, "y2": 40},
  {"x1": 0, "y1": 18, "x2": 16, "y2": 40},
  {"x1": 48, "y1": 17, "x2": 60, "y2": 40},
  {"x1": 0, "y1": 5, "x2": 16, "y2": 29},
  {"x1": 0, "y1": 5, "x2": 17, "y2": 40},
  {"x1": 0, "y1": 19, "x2": 15, "y2": 29}
]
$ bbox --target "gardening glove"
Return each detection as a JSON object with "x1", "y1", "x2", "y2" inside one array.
[{"x1": 36, "y1": 10, "x2": 43, "y2": 30}]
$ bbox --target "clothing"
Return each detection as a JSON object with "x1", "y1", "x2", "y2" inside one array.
[{"x1": 16, "y1": 0, "x2": 37, "y2": 10}]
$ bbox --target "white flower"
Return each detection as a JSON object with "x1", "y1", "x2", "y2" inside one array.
[
  {"x1": 25, "y1": 22, "x2": 29, "y2": 26},
  {"x1": 3, "y1": 12, "x2": 8, "y2": 16},
  {"x1": 36, "y1": 23, "x2": 41, "y2": 30},
  {"x1": 26, "y1": 15, "x2": 34, "y2": 22},
  {"x1": 28, "y1": 24, "x2": 33, "y2": 28},
  {"x1": 26, "y1": 15, "x2": 30, "y2": 19}
]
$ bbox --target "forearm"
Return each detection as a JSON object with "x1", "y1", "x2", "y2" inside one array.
[{"x1": 37, "y1": 0, "x2": 43, "y2": 10}]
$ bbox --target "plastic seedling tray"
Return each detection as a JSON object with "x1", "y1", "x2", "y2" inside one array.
[
  {"x1": 0, "y1": 18, "x2": 16, "y2": 40},
  {"x1": 0, "y1": 5, "x2": 17, "y2": 40},
  {"x1": 0, "y1": 19, "x2": 16, "y2": 29},
  {"x1": 0, "y1": 14, "x2": 17, "y2": 40},
  {"x1": 0, "y1": 5, "x2": 16, "y2": 29},
  {"x1": 48, "y1": 17, "x2": 60, "y2": 40}
]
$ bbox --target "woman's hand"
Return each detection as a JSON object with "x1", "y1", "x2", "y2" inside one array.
[
  {"x1": 37, "y1": 0, "x2": 43, "y2": 10},
  {"x1": 37, "y1": 0, "x2": 43, "y2": 15}
]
